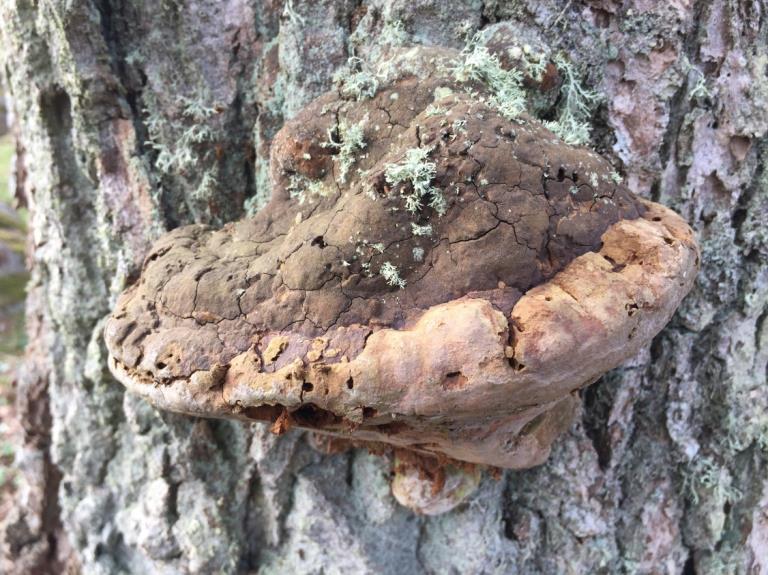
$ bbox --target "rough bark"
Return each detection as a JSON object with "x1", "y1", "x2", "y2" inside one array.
[{"x1": 0, "y1": 0, "x2": 766, "y2": 573}]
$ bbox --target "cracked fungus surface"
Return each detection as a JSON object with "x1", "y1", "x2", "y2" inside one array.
[{"x1": 105, "y1": 47, "x2": 700, "y2": 469}]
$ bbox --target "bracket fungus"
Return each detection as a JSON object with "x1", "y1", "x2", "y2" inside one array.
[{"x1": 105, "y1": 47, "x2": 699, "y2": 514}]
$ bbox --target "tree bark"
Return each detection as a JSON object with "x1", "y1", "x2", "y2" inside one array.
[{"x1": 1, "y1": 0, "x2": 766, "y2": 573}]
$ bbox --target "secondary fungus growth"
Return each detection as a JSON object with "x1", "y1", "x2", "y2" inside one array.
[
  {"x1": 391, "y1": 455, "x2": 483, "y2": 515},
  {"x1": 105, "y1": 46, "x2": 699, "y2": 515}
]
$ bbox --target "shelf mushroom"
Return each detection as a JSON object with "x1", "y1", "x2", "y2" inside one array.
[{"x1": 105, "y1": 47, "x2": 699, "y2": 515}]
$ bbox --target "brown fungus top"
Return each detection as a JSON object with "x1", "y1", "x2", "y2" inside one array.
[{"x1": 105, "y1": 47, "x2": 699, "y2": 470}]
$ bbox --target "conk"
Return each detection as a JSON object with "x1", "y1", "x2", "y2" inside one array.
[{"x1": 105, "y1": 47, "x2": 699, "y2": 514}]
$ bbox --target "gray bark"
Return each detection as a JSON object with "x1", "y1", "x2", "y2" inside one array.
[{"x1": 0, "y1": 0, "x2": 766, "y2": 573}]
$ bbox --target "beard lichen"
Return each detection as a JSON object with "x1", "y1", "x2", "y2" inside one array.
[
  {"x1": 384, "y1": 147, "x2": 447, "y2": 216},
  {"x1": 542, "y1": 54, "x2": 601, "y2": 146},
  {"x1": 452, "y1": 35, "x2": 528, "y2": 121},
  {"x1": 334, "y1": 56, "x2": 379, "y2": 101},
  {"x1": 452, "y1": 34, "x2": 600, "y2": 147},
  {"x1": 323, "y1": 116, "x2": 368, "y2": 184}
]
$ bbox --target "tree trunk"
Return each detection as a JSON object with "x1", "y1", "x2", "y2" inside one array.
[{"x1": 1, "y1": 0, "x2": 766, "y2": 573}]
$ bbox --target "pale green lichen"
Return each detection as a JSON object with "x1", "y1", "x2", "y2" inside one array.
[
  {"x1": 682, "y1": 55, "x2": 712, "y2": 100},
  {"x1": 323, "y1": 117, "x2": 367, "y2": 183},
  {"x1": 425, "y1": 104, "x2": 447, "y2": 117},
  {"x1": 434, "y1": 86, "x2": 454, "y2": 100},
  {"x1": 144, "y1": 93, "x2": 220, "y2": 174},
  {"x1": 361, "y1": 178, "x2": 378, "y2": 201},
  {"x1": 453, "y1": 36, "x2": 599, "y2": 147},
  {"x1": 282, "y1": 0, "x2": 305, "y2": 25},
  {"x1": 334, "y1": 57, "x2": 379, "y2": 101},
  {"x1": 194, "y1": 170, "x2": 219, "y2": 203},
  {"x1": 287, "y1": 175, "x2": 331, "y2": 204},
  {"x1": 543, "y1": 54, "x2": 600, "y2": 146},
  {"x1": 410, "y1": 222, "x2": 433, "y2": 236},
  {"x1": 384, "y1": 147, "x2": 446, "y2": 215},
  {"x1": 379, "y1": 261, "x2": 406, "y2": 289},
  {"x1": 451, "y1": 118, "x2": 467, "y2": 134},
  {"x1": 179, "y1": 95, "x2": 219, "y2": 122},
  {"x1": 453, "y1": 34, "x2": 527, "y2": 121},
  {"x1": 379, "y1": 19, "x2": 408, "y2": 47},
  {"x1": 509, "y1": 44, "x2": 548, "y2": 83},
  {"x1": 683, "y1": 456, "x2": 742, "y2": 506}
]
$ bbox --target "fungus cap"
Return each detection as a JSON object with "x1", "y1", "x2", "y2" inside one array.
[{"x1": 105, "y1": 47, "x2": 699, "y2": 472}]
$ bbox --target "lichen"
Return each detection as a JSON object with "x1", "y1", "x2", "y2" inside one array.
[
  {"x1": 144, "y1": 92, "x2": 220, "y2": 174},
  {"x1": 286, "y1": 174, "x2": 331, "y2": 204},
  {"x1": 379, "y1": 261, "x2": 406, "y2": 289},
  {"x1": 682, "y1": 456, "x2": 742, "y2": 505},
  {"x1": 542, "y1": 54, "x2": 600, "y2": 146},
  {"x1": 379, "y1": 19, "x2": 408, "y2": 47},
  {"x1": 681, "y1": 55, "x2": 712, "y2": 101},
  {"x1": 451, "y1": 118, "x2": 467, "y2": 135},
  {"x1": 410, "y1": 222, "x2": 433, "y2": 236},
  {"x1": 452, "y1": 34, "x2": 527, "y2": 121},
  {"x1": 323, "y1": 116, "x2": 367, "y2": 184},
  {"x1": 384, "y1": 147, "x2": 446, "y2": 215},
  {"x1": 425, "y1": 104, "x2": 447, "y2": 117},
  {"x1": 516, "y1": 44, "x2": 548, "y2": 83},
  {"x1": 452, "y1": 35, "x2": 599, "y2": 148},
  {"x1": 334, "y1": 57, "x2": 379, "y2": 101}
]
